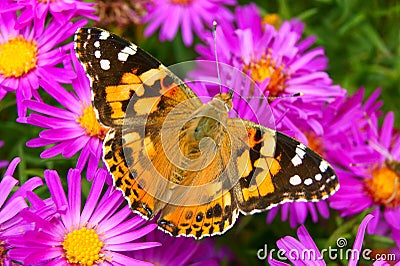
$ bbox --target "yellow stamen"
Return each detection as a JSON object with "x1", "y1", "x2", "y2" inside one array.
[
  {"x1": 62, "y1": 227, "x2": 104, "y2": 266},
  {"x1": 365, "y1": 166, "x2": 400, "y2": 208},
  {"x1": 242, "y1": 53, "x2": 288, "y2": 97},
  {"x1": 0, "y1": 240, "x2": 6, "y2": 264},
  {"x1": 77, "y1": 105, "x2": 108, "y2": 139},
  {"x1": 262, "y1": 13, "x2": 281, "y2": 28},
  {"x1": 0, "y1": 36, "x2": 38, "y2": 78},
  {"x1": 169, "y1": 0, "x2": 192, "y2": 4}
]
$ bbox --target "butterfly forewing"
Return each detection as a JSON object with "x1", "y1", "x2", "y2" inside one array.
[
  {"x1": 230, "y1": 120, "x2": 338, "y2": 214},
  {"x1": 74, "y1": 27, "x2": 200, "y2": 127}
]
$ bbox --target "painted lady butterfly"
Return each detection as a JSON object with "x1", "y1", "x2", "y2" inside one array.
[{"x1": 74, "y1": 27, "x2": 339, "y2": 239}]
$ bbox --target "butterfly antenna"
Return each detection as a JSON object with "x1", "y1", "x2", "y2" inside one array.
[
  {"x1": 267, "y1": 92, "x2": 303, "y2": 101},
  {"x1": 212, "y1": 21, "x2": 224, "y2": 95}
]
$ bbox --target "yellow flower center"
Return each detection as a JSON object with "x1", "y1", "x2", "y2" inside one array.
[
  {"x1": 365, "y1": 166, "x2": 400, "y2": 208},
  {"x1": 169, "y1": 0, "x2": 192, "y2": 4},
  {"x1": 0, "y1": 36, "x2": 38, "y2": 78},
  {"x1": 62, "y1": 227, "x2": 104, "y2": 266},
  {"x1": 77, "y1": 105, "x2": 108, "y2": 139},
  {"x1": 242, "y1": 53, "x2": 287, "y2": 97},
  {"x1": 262, "y1": 14, "x2": 281, "y2": 28}
]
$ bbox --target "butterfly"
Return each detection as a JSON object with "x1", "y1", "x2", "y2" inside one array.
[{"x1": 74, "y1": 27, "x2": 339, "y2": 239}]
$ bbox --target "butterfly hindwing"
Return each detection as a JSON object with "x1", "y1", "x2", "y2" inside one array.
[
  {"x1": 156, "y1": 126, "x2": 240, "y2": 238},
  {"x1": 158, "y1": 190, "x2": 239, "y2": 239},
  {"x1": 102, "y1": 127, "x2": 157, "y2": 218}
]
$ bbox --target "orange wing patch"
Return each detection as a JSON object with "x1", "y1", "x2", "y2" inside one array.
[{"x1": 121, "y1": 72, "x2": 142, "y2": 84}]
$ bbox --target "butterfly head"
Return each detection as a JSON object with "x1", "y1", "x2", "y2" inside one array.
[{"x1": 212, "y1": 93, "x2": 233, "y2": 112}]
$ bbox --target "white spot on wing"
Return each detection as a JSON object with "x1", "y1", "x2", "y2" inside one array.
[
  {"x1": 289, "y1": 175, "x2": 302, "y2": 186},
  {"x1": 304, "y1": 178, "x2": 313, "y2": 186},
  {"x1": 122, "y1": 45, "x2": 137, "y2": 55},
  {"x1": 94, "y1": 41, "x2": 100, "y2": 48},
  {"x1": 291, "y1": 154, "x2": 302, "y2": 166},
  {"x1": 118, "y1": 52, "x2": 129, "y2": 62},
  {"x1": 295, "y1": 144, "x2": 306, "y2": 159},
  {"x1": 117, "y1": 45, "x2": 137, "y2": 62},
  {"x1": 94, "y1": 50, "x2": 101, "y2": 58},
  {"x1": 100, "y1": 59, "x2": 110, "y2": 70},
  {"x1": 319, "y1": 160, "x2": 329, "y2": 173},
  {"x1": 99, "y1": 31, "x2": 110, "y2": 40},
  {"x1": 315, "y1": 173, "x2": 322, "y2": 181}
]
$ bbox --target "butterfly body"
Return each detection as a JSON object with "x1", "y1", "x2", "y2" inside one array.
[
  {"x1": 74, "y1": 27, "x2": 340, "y2": 239},
  {"x1": 177, "y1": 94, "x2": 230, "y2": 161}
]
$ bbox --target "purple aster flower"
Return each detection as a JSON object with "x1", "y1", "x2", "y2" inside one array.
[
  {"x1": 268, "y1": 214, "x2": 384, "y2": 265},
  {"x1": 0, "y1": 5, "x2": 86, "y2": 116},
  {"x1": 0, "y1": 157, "x2": 43, "y2": 265},
  {"x1": 16, "y1": 0, "x2": 98, "y2": 25},
  {"x1": 143, "y1": 0, "x2": 236, "y2": 46},
  {"x1": 20, "y1": 51, "x2": 108, "y2": 179},
  {"x1": 330, "y1": 107, "x2": 400, "y2": 242},
  {"x1": 131, "y1": 229, "x2": 232, "y2": 265},
  {"x1": 195, "y1": 3, "x2": 345, "y2": 141},
  {"x1": 8, "y1": 167, "x2": 160, "y2": 265}
]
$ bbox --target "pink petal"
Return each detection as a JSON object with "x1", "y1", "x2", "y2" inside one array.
[
  {"x1": 108, "y1": 241, "x2": 161, "y2": 252},
  {"x1": 0, "y1": 175, "x2": 19, "y2": 207},
  {"x1": 0, "y1": 197, "x2": 27, "y2": 224},
  {"x1": 67, "y1": 169, "x2": 82, "y2": 227},
  {"x1": 348, "y1": 214, "x2": 374, "y2": 266},
  {"x1": 44, "y1": 170, "x2": 68, "y2": 211},
  {"x1": 80, "y1": 169, "x2": 107, "y2": 223}
]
